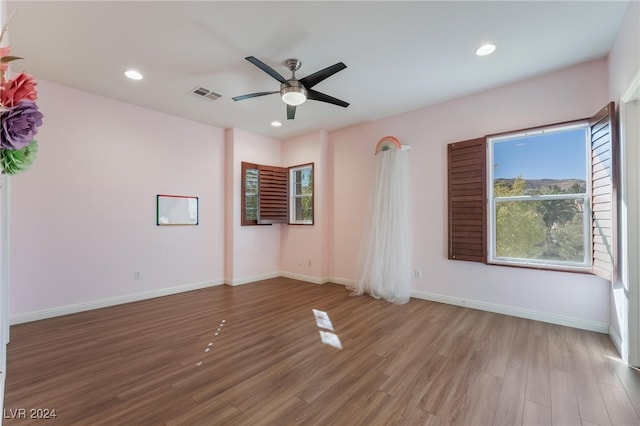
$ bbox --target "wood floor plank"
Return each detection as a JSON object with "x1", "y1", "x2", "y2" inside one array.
[
  {"x1": 458, "y1": 371, "x2": 502, "y2": 426},
  {"x1": 525, "y1": 334, "x2": 551, "y2": 408},
  {"x1": 494, "y1": 367, "x2": 526, "y2": 426},
  {"x1": 296, "y1": 366, "x2": 390, "y2": 425},
  {"x1": 612, "y1": 362, "x2": 640, "y2": 418},
  {"x1": 523, "y1": 400, "x2": 551, "y2": 426},
  {"x1": 600, "y1": 382, "x2": 640, "y2": 426},
  {"x1": 549, "y1": 369, "x2": 582, "y2": 426},
  {"x1": 3, "y1": 278, "x2": 638, "y2": 425},
  {"x1": 380, "y1": 348, "x2": 448, "y2": 401},
  {"x1": 165, "y1": 399, "x2": 241, "y2": 426},
  {"x1": 417, "y1": 335, "x2": 475, "y2": 416},
  {"x1": 484, "y1": 315, "x2": 516, "y2": 378},
  {"x1": 224, "y1": 394, "x2": 312, "y2": 426},
  {"x1": 570, "y1": 329, "x2": 612, "y2": 426},
  {"x1": 548, "y1": 324, "x2": 574, "y2": 373},
  {"x1": 507, "y1": 317, "x2": 532, "y2": 371},
  {"x1": 428, "y1": 345, "x2": 494, "y2": 425},
  {"x1": 316, "y1": 382, "x2": 391, "y2": 425}
]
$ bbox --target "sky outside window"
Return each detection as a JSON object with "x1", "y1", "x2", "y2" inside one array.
[{"x1": 493, "y1": 128, "x2": 587, "y2": 180}]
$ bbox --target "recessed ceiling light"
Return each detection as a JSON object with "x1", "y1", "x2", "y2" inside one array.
[
  {"x1": 271, "y1": 121, "x2": 282, "y2": 127},
  {"x1": 476, "y1": 43, "x2": 496, "y2": 56},
  {"x1": 124, "y1": 69, "x2": 143, "y2": 80}
]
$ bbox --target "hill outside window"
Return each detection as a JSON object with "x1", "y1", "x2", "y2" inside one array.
[{"x1": 448, "y1": 103, "x2": 617, "y2": 279}]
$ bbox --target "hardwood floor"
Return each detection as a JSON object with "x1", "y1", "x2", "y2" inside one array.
[{"x1": 4, "y1": 278, "x2": 640, "y2": 425}]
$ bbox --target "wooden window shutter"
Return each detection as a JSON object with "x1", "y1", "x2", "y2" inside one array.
[
  {"x1": 448, "y1": 137, "x2": 487, "y2": 262},
  {"x1": 590, "y1": 102, "x2": 618, "y2": 280},
  {"x1": 258, "y1": 165, "x2": 288, "y2": 224}
]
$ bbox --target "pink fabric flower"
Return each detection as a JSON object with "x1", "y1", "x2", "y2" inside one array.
[
  {"x1": 1, "y1": 73, "x2": 38, "y2": 107},
  {"x1": 0, "y1": 46, "x2": 11, "y2": 74}
]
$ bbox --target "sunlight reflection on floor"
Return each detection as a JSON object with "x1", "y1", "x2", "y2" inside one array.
[
  {"x1": 196, "y1": 319, "x2": 226, "y2": 367},
  {"x1": 313, "y1": 309, "x2": 342, "y2": 350}
]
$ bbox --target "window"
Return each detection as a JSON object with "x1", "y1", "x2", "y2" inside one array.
[
  {"x1": 448, "y1": 102, "x2": 617, "y2": 279},
  {"x1": 289, "y1": 164, "x2": 314, "y2": 224},
  {"x1": 242, "y1": 162, "x2": 259, "y2": 225},
  {"x1": 241, "y1": 161, "x2": 314, "y2": 226},
  {"x1": 488, "y1": 123, "x2": 590, "y2": 270}
]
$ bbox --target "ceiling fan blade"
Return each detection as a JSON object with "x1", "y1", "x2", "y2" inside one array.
[
  {"x1": 307, "y1": 89, "x2": 350, "y2": 108},
  {"x1": 299, "y1": 62, "x2": 346, "y2": 89},
  {"x1": 232, "y1": 91, "x2": 279, "y2": 101},
  {"x1": 245, "y1": 56, "x2": 289, "y2": 85},
  {"x1": 287, "y1": 104, "x2": 296, "y2": 120}
]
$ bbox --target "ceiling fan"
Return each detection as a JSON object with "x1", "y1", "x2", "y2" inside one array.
[{"x1": 232, "y1": 56, "x2": 349, "y2": 120}]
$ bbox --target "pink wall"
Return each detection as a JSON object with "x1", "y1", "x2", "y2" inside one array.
[
  {"x1": 10, "y1": 81, "x2": 226, "y2": 317},
  {"x1": 330, "y1": 58, "x2": 611, "y2": 325},
  {"x1": 280, "y1": 131, "x2": 331, "y2": 282},
  {"x1": 224, "y1": 128, "x2": 282, "y2": 284}
]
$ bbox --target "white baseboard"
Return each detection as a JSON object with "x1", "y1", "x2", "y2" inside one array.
[
  {"x1": 281, "y1": 271, "x2": 329, "y2": 284},
  {"x1": 224, "y1": 272, "x2": 281, "y2": 286},
  {"x1": 227, "y1": 271, "x2": 330, "y2": 286},
  {"x1": 9, "y1": 279, "x2": 225, "y2": 325},
  {"x1": 608, "y1": 325, "x2": 624, "y2": 356},
  {"x1": 327, "y1": 277, "x2": 353, "y2": 286},
  {"x1": 411, "y1": 290, "x2": 609, "y2": 334}
]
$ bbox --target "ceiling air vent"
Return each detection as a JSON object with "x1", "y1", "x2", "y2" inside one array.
[{"x1": 190, "y1": 86, "x2": 222, "y2": 101}]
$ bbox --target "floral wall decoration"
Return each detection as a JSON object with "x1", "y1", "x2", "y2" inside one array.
[{"x1": 0, "y1": 16, "x2": 43, "y2": 175}]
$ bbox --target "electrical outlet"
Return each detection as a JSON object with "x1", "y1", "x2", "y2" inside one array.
[
  {"x1": 308, "y1": 259, "x2": 312, "y2": 267},
  {"x1": 134, "y1": 271, "x2": 141, "y2": 280},
  {"x1": 414, "y1": 269, "x2": 422, "y2": 279}
]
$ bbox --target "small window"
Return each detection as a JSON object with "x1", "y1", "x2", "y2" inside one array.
[
  {"x1": 488, "y1": 123, "x2": 590, "y2": 270},
  {"x1": 241, "y1": 161, "x2": 314, "y2": 226},
  {"x1": 241, "y1": 162, "x2": 259, "y2": 226},
  {"x1": 289, "y1": 163, "x2": 314, "y2": 225}
]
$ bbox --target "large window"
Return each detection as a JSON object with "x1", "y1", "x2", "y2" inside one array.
[
  {"x1": 241, "y1": 161, "x2": 314, "y2": 226},
  {"x1": 488, "y1": 124, "x2": 590, "y2": 270},
  {"x1": 448, "y1": 103, "x2": 617, "y2": 279}
]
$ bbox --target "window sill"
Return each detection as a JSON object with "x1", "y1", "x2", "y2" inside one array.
[{"x1": 487, "y1": 259, "x2": 592, "y2": 275}]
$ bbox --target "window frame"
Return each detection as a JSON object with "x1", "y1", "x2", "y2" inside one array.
[
  {"x1": 486, "y1": 121, "x2": 592, "y2": 272},
  {"x1": 288, "y1": 163, "x2": 314, "y2": 225}
]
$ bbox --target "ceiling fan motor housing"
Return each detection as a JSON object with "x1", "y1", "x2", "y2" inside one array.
[{"x1": 285, "y1": 58, "x2": 302, "y2": 72}]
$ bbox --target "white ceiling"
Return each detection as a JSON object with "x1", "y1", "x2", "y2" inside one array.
[{"x1": 4, "y1": 1, "x2": 630, "y2": 140}]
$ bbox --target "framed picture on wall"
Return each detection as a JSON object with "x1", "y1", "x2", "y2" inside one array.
[{"x1": 156, "y1": 194, "x2": 199, "y2": 225}]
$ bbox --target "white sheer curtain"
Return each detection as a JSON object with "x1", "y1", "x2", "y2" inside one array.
[{"x1": 350, "y1": 148, "x2": 412, "y2": 304}]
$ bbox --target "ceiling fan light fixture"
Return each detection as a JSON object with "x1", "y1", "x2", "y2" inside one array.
[{"x1": 281, "y1": 85, "x2": 307, "y2": 106}]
